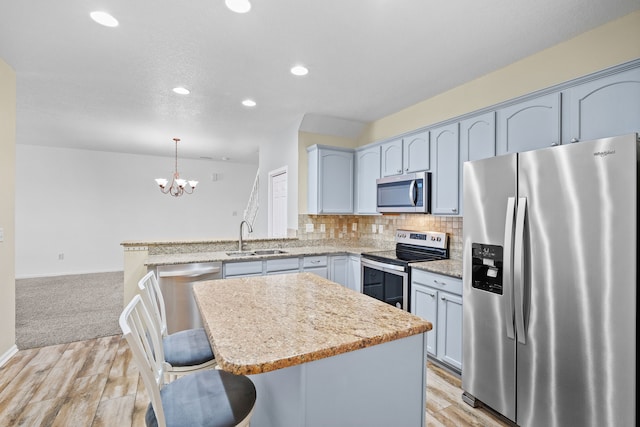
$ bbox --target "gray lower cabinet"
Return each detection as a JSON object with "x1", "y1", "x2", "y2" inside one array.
[
  {"x1": 563, "y1": 67, "x2": 640, "y2": 143},
  {"x1": 497, "y1": 92, "x2": 561, "y2": 155},
  {"x1": 303, "y1": 255, "x2": 329, "y2": 279},
  {"x1": 411, "y1": 269, "x2": 463, "y2": 372},
  {"x1": 223, "y1": 261, "x2": 264, "y2": 278},
  {"x1": 431, "y1": 123, "x2": 460, "y2": 215},
  {"x1": 347, "y1": 254, "x2": 361, "y2": 293},
  {"x1": 266, "y1": 257, "x2": 301, "y2": 275}
]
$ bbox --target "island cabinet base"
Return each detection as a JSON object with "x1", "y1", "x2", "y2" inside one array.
[{"x1": 248, "y1": 332, "x2": 428, "y2": 427}]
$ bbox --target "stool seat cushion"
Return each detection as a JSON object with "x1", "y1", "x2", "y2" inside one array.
[
  {"x1": 145, "y1": 369, "x2": 256, "y2": 427},
  {"x1": 163, "y1": 328, "x2": 214, "y2": 367}
]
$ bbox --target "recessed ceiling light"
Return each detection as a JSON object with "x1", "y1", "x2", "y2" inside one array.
[
  {"x1": 225, "y1": 0, "x2": 251, "y2": 13},
  {"x1": 172, "y1": 87, "x2": 190, "y2": 95},
  {"x1": 290, "y1": 65, "x2": 309, "y2": 76},
  {"x1": 222, "y1": 156, "x2": 230, "y2": 161},
  {"x1": 90, "y1": 11, "x2": 119, "y2": 27},
  {"x1": 242, "y1": 99, "x2": 257, "y2": 107}
]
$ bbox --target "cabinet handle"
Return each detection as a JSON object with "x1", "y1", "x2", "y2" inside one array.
[
  {"x1": 310, "y1": 260, "x2": 320, "y2": 264},
  {"x1": 451, "y1": 208, "x2": 457, "y2": 213},
  {"x1": 434, "y1": 280, "x2": 447, "y2": 286},
  {"x1": 397, "y1": 169, "x2": 402, "y2": 174},
  {"x1": 405, "y1": 168, "x2": 409, "y2": 171},
  {"x1": 550, "y1": 142, "x2": 558, "y2": 147},
  {"x1": 571, "y1": 138, "x2": 579, "y2": 143}
]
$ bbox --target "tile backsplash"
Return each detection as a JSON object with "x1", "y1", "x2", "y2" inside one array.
[{"x1": 298, "y1": 214, "x2": 463, "y2": 259}]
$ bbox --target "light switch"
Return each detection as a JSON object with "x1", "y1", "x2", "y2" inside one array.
[
  {"x1": 372, "y1": 224, "x2": 377, "y2": 233},
  {"x1": 0, "y1": 227, "x2": 3, "y2": 242},
  {"x1": 320, "y1": 224, "x2": 326, "y2": 232},
  {"x1": 352, "y1": 223, "x2": 357, "y2": 231},
  {"x1": 305, "y1": 223, "x2": 314, "y2": 232},
  {"x1": 378, "y1": 224, "x2": 384, "y2": 233}
]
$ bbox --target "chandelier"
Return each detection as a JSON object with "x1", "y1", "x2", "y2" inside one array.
[{"x1": 155, "y1": 138, "x2": 198, "y2": 197}]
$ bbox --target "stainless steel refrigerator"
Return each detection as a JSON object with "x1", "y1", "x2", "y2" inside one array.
[{"x1": 462, "y1": 133, "x2": 638, "y2": 427}]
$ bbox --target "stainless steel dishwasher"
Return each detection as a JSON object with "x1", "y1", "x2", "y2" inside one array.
[{"x1": 155, "y1": 262, "x2": 222, "y2": 334}]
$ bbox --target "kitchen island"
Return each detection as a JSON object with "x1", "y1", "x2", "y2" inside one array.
[{"x1": 193, "y1": 272, "x2": 432, "y2": 427}]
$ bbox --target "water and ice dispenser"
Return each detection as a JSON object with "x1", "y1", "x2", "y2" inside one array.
[{"x1": 471, "y1": 243, "x2": 504, "y2": 294}]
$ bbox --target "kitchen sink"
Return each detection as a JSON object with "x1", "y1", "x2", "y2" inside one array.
[
  {"x1": 225, "y1": 249, "x2": 287, "y2": 257},
  {"x1": 253, "y1": 249, "x2": 287, "y2": 255},
  {"x1": 225, "y1": 251, "x2": 256, "y2": 257}
]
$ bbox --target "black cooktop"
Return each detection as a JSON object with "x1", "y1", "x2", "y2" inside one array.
[{"x1": 362, "y1": 243, "x2": 448, "y2": 266}]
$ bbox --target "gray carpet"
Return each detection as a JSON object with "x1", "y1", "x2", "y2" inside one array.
[{"x1": 16, "y1": 271, "x2": 123, "y2": 349}]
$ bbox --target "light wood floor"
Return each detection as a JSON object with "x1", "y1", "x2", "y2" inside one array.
[{"x1": 0, "y1": 335, "x2": 510, "y2": 426}]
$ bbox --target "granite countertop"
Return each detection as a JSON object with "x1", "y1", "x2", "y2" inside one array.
[
  {"x1": 145, "y1": 245, "x2": 379, "y2": 267},
  {"x1": 410, "y1": 259, "x2": 463, "y2": 279},
  {"x1": 193, "y1": 272, "x2": 432, "y2": 375}
]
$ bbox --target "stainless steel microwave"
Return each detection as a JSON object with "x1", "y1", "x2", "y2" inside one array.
[{"x1": 376, "y1": 171, "x2": 431, "y2": 213}]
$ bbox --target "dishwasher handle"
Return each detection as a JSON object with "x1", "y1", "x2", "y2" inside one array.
[{"x1": 158, "y1": 266, "x2": 221, "y2": 278}]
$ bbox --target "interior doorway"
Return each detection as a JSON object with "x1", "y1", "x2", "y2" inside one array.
[{"x1": 268, "y1": 167, "x2": 288, "y2": 237}]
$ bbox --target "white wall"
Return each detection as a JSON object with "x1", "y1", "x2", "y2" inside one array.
[
  {"x1": 257, "y1": 125, "x2": 299, "y2": 237},
  {"x1": 16, "y1": 145, "x2": 258, "y2": 278}
]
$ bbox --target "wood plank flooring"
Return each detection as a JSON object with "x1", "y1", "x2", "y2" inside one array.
[{"x1": 0, "y1": 336, "x2": 510, "y2": 426}]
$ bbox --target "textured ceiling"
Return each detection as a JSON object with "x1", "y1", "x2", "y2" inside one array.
[{"x1": 1, "y1": 0, "x2": 638, "y2": 164}]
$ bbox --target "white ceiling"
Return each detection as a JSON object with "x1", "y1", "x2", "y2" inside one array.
[{"x1": 1, "y1": 1, "x2": 638, "y2": 164}]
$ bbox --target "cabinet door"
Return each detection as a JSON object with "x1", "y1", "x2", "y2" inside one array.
[
  {"x1": 403, "y1": 130, "x2": 430, "y2": 173},
  {"x1": 329, "y1": 255, "x2": 349, "y2": 287},
  {"x1": 431, "y1": 123, "x2": 460, "y2": 215},
  {"x1": 304, "y1": 266, "x2": 328, "y2": 279},
  {"x1": 411, "y1": 284, "x2": 438, "y2": 356},
  {"x1": 497, "y1": 92, "x2": 561, "y2": 154},
  {"x1": 565, "y1": 67, "x2": 640, "y2": 143},
  {"x1": 437, "y1": 292, "x2": 463, "y2": 372},
  {"x1": 381, "y1": 139, "x2": 403, "y2": 177},
  {"x1": 319, "y1": 149, "x2": 354, "y2": 214},
  {"x1": 460, "y1": 112, "x2": 496, "y2": 163},
  {"x1": 459, "y1": 112, "x2": 496, "y2": 215},
  {"x1": 347, "y1": 255, "x2": 361, "y2": 293},
  {"x1": 355, "y1": 146, "x2": 381, "y2": 214}
]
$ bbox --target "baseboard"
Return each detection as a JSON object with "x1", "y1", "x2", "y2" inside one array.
[
  {"x1": 15, "y1": 270, "x2": 124, "y2": 279},
  {"x1": 0, "y1": 345, "x2": 18, "y2": 368}
]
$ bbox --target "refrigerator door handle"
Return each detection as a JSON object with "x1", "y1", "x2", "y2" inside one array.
[
  {"x1": 514, "y1": 197, "x2": 527, "y2": 345},
  {"x1": 503, "y1": 197, "x2": 516, "y2": 340}
]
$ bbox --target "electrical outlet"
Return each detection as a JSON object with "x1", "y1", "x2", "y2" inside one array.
[
  {"x1": 378, "y1": 224, "x2": 384, "y2": 233},
  {"x1": 0, "y1": 227, "x2": 3, "y2": 242},
  {"x1": 352, "y1": 223, "x2": 357, "y2": 231},
  {"x1": 372, "y1": 224, "x2": 377, "y2": 233},
  {"x1": 320, "y1": 224, "x2": 326, "y2": 233},
  {"x1": 58, "y1": 253, "x2": 64, "y2": 261},
  {"x1": 305, "y1": 223, "x2": 314, "y2": 232}
]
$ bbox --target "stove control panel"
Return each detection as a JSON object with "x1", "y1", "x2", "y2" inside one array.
[{"x1": 395, "y1": 229, "x2": 447, "y2": 249}]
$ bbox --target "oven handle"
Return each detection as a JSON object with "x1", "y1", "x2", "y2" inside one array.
[{"x1": 361, "y1": 258, "x2": 406, "y2": 272}]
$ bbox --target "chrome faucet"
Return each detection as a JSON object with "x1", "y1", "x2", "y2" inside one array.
[{"x1": 239, "y1": 220, "x2": 253, "y2": 252}]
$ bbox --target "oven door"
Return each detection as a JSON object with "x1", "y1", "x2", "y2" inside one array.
[{"x1": 360, "y1": 258, "x2": 408, "y2": 311}]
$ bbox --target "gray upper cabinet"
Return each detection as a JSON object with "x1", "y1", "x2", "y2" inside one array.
[
  {"x1": 431, "y1": 123, "x2": 460, "y2": 215},
  {"x1": 381, "y1": 131, "x2": 430, "y2": 177},
  {"x1": 459, "y1": 112, "x2": 496, "y2": 215},
  {"x1": 563, "y1": 67, "x2": 640, "y2": 143},
  {"x1": 460, "y1": 112, "x2": 496, "y2": 163},
  {"x1": 355, "y1": 145, "x2": 381, "y2": 214},
  {"x1": 381, "y1": 138, "x2": 403, "y2": 176},
  {"x1": 403, "y1": 130, "x2": 430, "y2": 173},
  {"x1": 497, "y1": 92, "x2": 561, "y2": 155},
  {"x1": 307, "y1": 145, "x2": 354, "y2": 214}
]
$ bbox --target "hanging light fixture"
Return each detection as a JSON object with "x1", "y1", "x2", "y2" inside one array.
[{"x1": 155, "y1": 138, "x2": 198, "y2": 197}]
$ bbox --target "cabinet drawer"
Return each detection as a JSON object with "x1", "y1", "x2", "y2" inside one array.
[
  {"x1": 224, "y1": 261, "x2": 263, "y2": 277},
  {"x1": 266, "y1": 257, "x2": 301, "y2": 273},
  {"x1": 412, "y1": 269, "x2": 462, "y2": 296},
  {"x1": 303, "y1": 256, "x2": 328, "y2": 268}
]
